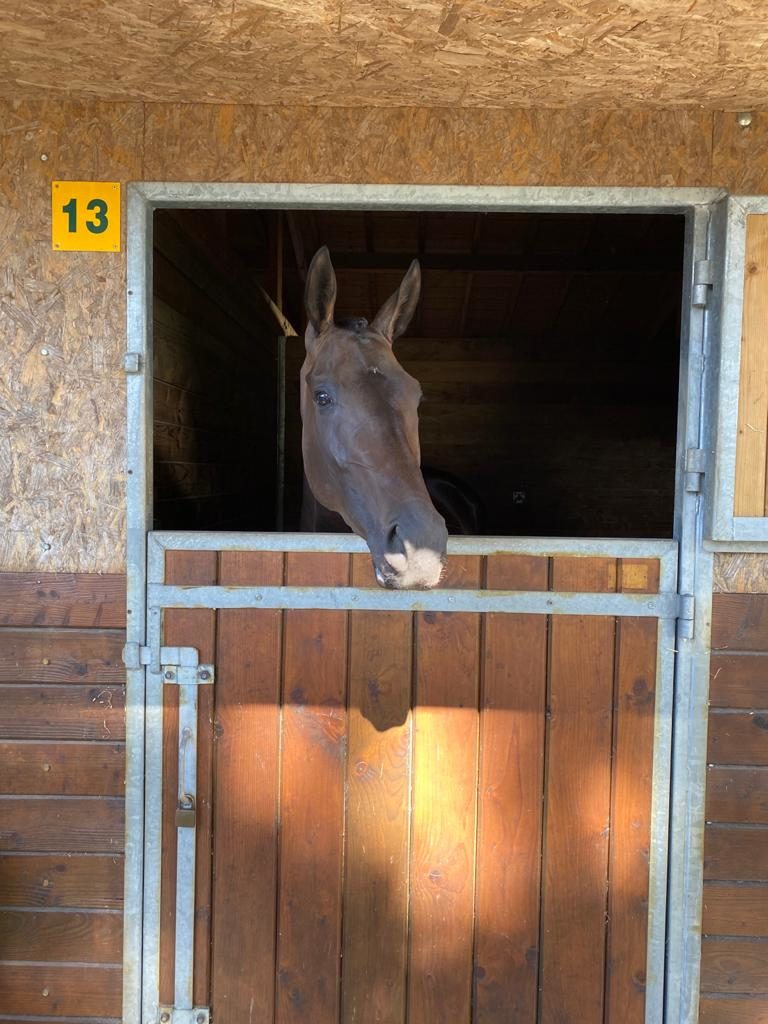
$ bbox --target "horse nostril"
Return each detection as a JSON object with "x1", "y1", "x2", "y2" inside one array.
[{"x1": 386, "y1": 523, "x2": 405, "y2": 556}]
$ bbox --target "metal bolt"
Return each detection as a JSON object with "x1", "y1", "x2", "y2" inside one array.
[
  {"x1": 737, "y1": 111, "x2": 753, "y2": 128},
  {"x1": 160, "y1": 1014, "x2": 170, "y2": 1023},
  {"x1": 197, "y1": 1015, "x2": 207, "y2": 1024},
  {"x1": 198, "y1": 669, "x2": 210, "y2": 682},
  {"x1": 40, "y1": 348, "x2": 49, "y2": 356},
  {"x1": 40, "y1": 153, "x2": 48, "y2": 161},
  {"x1": 42, "y1": 763, "x2": 51, "y2": 772},
  {"x1": 164, "y1": 670, "x2": 175, "y2": 680},
  {"x1": 42, "y1": 657, "x2": 50, "y2": 665},
  {"x1": 41, "y1": 987, "x2": 49, "y2": 997}
]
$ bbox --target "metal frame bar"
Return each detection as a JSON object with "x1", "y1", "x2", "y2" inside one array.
[
  {"x1": 124, "y1": 182, "x2": 723, "y2": 1024},
  {"x1": 664, "y1": 205, "x2": 716, "y2": 1024},
  {"x1": 708, "y1": 195, "x2": 768, "y2": 545}
]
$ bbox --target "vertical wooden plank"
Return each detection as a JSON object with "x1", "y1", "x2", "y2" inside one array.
[
  {"x1": 735, "y1": 214, "x2": 768, "y2": 516},
  {"x1": 474, "y1": 555, "x2": 548, "y2": 1023},
  {"x1": 276, "y1": 552, "x2": 349, "y2": 1024},
  {"x1": 212, "y1": 551, "x2": 283, "y2": 1024},
  {"x1": 540, "y1": 557, "x2": 616, "y2": 1024},
  {"x1": 160, "y1": 550, "x2": 217, "y2": 1008},
  {"x1": 605, "y1": 614, "x2": 657, "y2": 1023},
  {"x1": 408, "y1": 554, "x2": 482, "y2": 1024},
  {"x1": 342, "y1": 554, "x2": 412, "y2": 1024}
]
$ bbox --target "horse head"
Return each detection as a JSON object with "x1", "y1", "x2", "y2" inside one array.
[{"x1": 301, "y1": 246, "x2": 448, "y2": 589}]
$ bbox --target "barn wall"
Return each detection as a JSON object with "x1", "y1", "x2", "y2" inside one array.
[
  {"x1": 701, "y1": 569, "x2": 768, "y2": 1024},
  {"x1": 2, "y1": 99, "x2": 768, "y2": 572},
  {"x1": 3, "y1": 98, "x2": 768, "y2": 1023},
  {"x1": 0, "y1": 573, "x2": 126, "y2": 1019}
]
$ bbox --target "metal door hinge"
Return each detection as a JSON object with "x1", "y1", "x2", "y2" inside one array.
[
  {"x1": 684, "y1": 448, "x2": 707, "y2": 494},
  {"x1": 122, "y1": 643, "x2": 214, "y2": 685},
  {"x1": 677, "y1": 593, "x2": 695, "y2": 641},
  {"x1": 692, "y1": 259, "x2": 714, "y2": 308},
  {"x1": 157, "y1": 1008, "x2": 210, "y2": 1024}
]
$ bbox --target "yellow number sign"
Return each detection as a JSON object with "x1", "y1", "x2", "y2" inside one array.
[{"x1": 51, "y1": 181, "x2": 121, "y2": 252}]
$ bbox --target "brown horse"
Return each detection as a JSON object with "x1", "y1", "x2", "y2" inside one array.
[{"x1": 300, "y1": 247, "x2": 448, "y2": 589}]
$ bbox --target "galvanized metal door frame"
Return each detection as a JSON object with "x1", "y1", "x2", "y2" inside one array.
[
  {"x1": 143, "y1": 532, "x2": 679, "y2": 1024},
  {"x1": 706, "y1": 195, "x2": 768, "y2": 544},
  {"x1": 124, "y1": 182, "x2": 723, "y2": 1024}
]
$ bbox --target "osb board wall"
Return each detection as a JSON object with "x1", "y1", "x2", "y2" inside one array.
[
  {"x1": 3, "y1": 98, "x2": 768, "y2": 571},
  {"x1": 2, "y1": 1, "x2": 768, "y2": 110}
]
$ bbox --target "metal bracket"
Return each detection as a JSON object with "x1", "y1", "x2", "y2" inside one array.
[
  {"x1": 123, "y1": 351, "x2": 142, "y2": 373},
  {"x1": 692, "y1": 259, "x2": 714, "y2": 308},
  {"x1": 684, "y1": 448, "x2": 707, "y2": 494},
  {"x1": 122, "y1": 643, "x2": 214, "y2": 685},
  {"x1": 157, "y1": 1007, "x2": 210, "y2": 1024},
  {"x1": 677, "y1": 593, "x2": 696, "y2": 641}
]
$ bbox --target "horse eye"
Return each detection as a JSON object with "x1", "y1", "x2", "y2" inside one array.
[{"x1": 314, "y1": 390, "x2": 334, "y2": 407}]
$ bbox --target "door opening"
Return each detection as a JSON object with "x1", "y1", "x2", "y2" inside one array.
[{"x1": 151, "y1": 208, "x2": 685, "y2": 538}]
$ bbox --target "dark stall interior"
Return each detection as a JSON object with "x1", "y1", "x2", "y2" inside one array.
[{"x1": 152, "y1": 207, "x2": 684, "y2": 538}]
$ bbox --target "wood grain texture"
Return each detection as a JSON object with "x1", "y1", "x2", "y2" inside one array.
[
  {"x1": 700, "y1": 994, "x2": 768, "y2": 1024},
  {"x1": 408, "y1": 555, "x2": 481, "y2": 1024},
  {"x1": 710, "y1": 655, "x2": 768, "y2": 709},
  {"x1": 276, "y1": 552, "x2": 349, "y2": 1024},
  {"x1": 540, "y1": 557, "x2": 616, "y2": 1024},
  {"x1": 715, "y1": 554, "x2": 768, "y2": 595},
  {"x1": 0, "y1": 100, "x2": 141, "y2": 573},
  {"x1": 606, "y1": 615, "x2": 657, "y2": 1024},
  {"x1": 342, "y1": 555, "x2": 412, "y2": 1024},
  {"x1": 0, "y1": 853, "x2": 123, "y2": 908},
  {"x1": 160, "y1": 550, "x2": 217, "y2": 1008},
  {"x1": 705, "y1": 827, "x2": 768, "y2": 882},
  {"x1": 1, "y1": 741, "x2": 125, "y2": 795},
  {"x1": 212, "y1": 551, "x2": 283, "y2": 1024},
  {"x1": 0, "y1": 963, "x2": 122, "y2": 1017},
  {"x1": 0, "y1": 629, "x2": 125, "y2": 684},
  {"x1": 701, "y1": 939, "x2": 768, "y2": 994},
  {"x1": 703, "y1": 885, "x2": 768, "y2": 937},
  {"x1": 474, "y1": 554, "x2": 547, "y2": 1023},
  {"x1": 708, "y1": 713, "x2": 768, "y2": 766},
  {"x1": 707, "y1": 768, "x2": 768, "y2": 824},
  {"x1": 0, "y1": 575, "x2": 126, "y2": 628},
  {"x1": 2, "y1": 8, "x2": 767, "y2": 111},
  {"x1": 0, "y1": 908, "x2": 122, "y2": 963},
  {"x1": 712, "y1": 595, "x2": 768, "y2": 653},
  {"x1": 0, "y1": 685, "x2": 125, "y2": 740},
  {"x1": 0, "y1": 797, "x2": 124, "y2": 853},
  {"x1": 735, "y1": 215, "x2": 768, "y2": 517}
]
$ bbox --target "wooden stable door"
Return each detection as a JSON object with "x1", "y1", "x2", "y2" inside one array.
[{"x1": 157, "y1": 547, "x2": 664, "y2": 1024}]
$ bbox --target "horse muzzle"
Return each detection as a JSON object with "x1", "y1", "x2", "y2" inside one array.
[{"x1": 372, "y1": 511, "x2": 448, "y2": 590}]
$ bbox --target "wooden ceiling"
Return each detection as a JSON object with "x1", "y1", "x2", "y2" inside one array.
[{"x1": 3, "y1": 1, "x2": 768, "y2": 110}]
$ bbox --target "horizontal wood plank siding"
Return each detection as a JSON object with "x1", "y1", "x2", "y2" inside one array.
[
  {"x1": 0, "y1": 571, "x2": 126, "y2": 1020},
  {"x1": 702, "y1": 591, "x2": 768, "y2": 1019}
]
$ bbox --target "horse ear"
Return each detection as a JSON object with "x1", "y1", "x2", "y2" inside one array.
[
  {"x1": 371, "y1": 259, "x2": 421, "y2": 343},
  {"x1": 304, "y1": 246, "x2": 337, "y2": 345}
]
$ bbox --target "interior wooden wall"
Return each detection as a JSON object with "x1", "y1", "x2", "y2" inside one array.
[
  {"x1": 153, "y1": 210, "x2": 279, "y2": 530},
  {"x1": 0, "y1": 573, "x2": 127, "y2": 1019},
  {"x1": 3, "y1": 99, "x2": 768, "y2": 571}
]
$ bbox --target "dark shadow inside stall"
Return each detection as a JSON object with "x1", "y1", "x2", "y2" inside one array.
[{"x1": 151, "y1": 208, "x2": 684, "y2": 538}]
